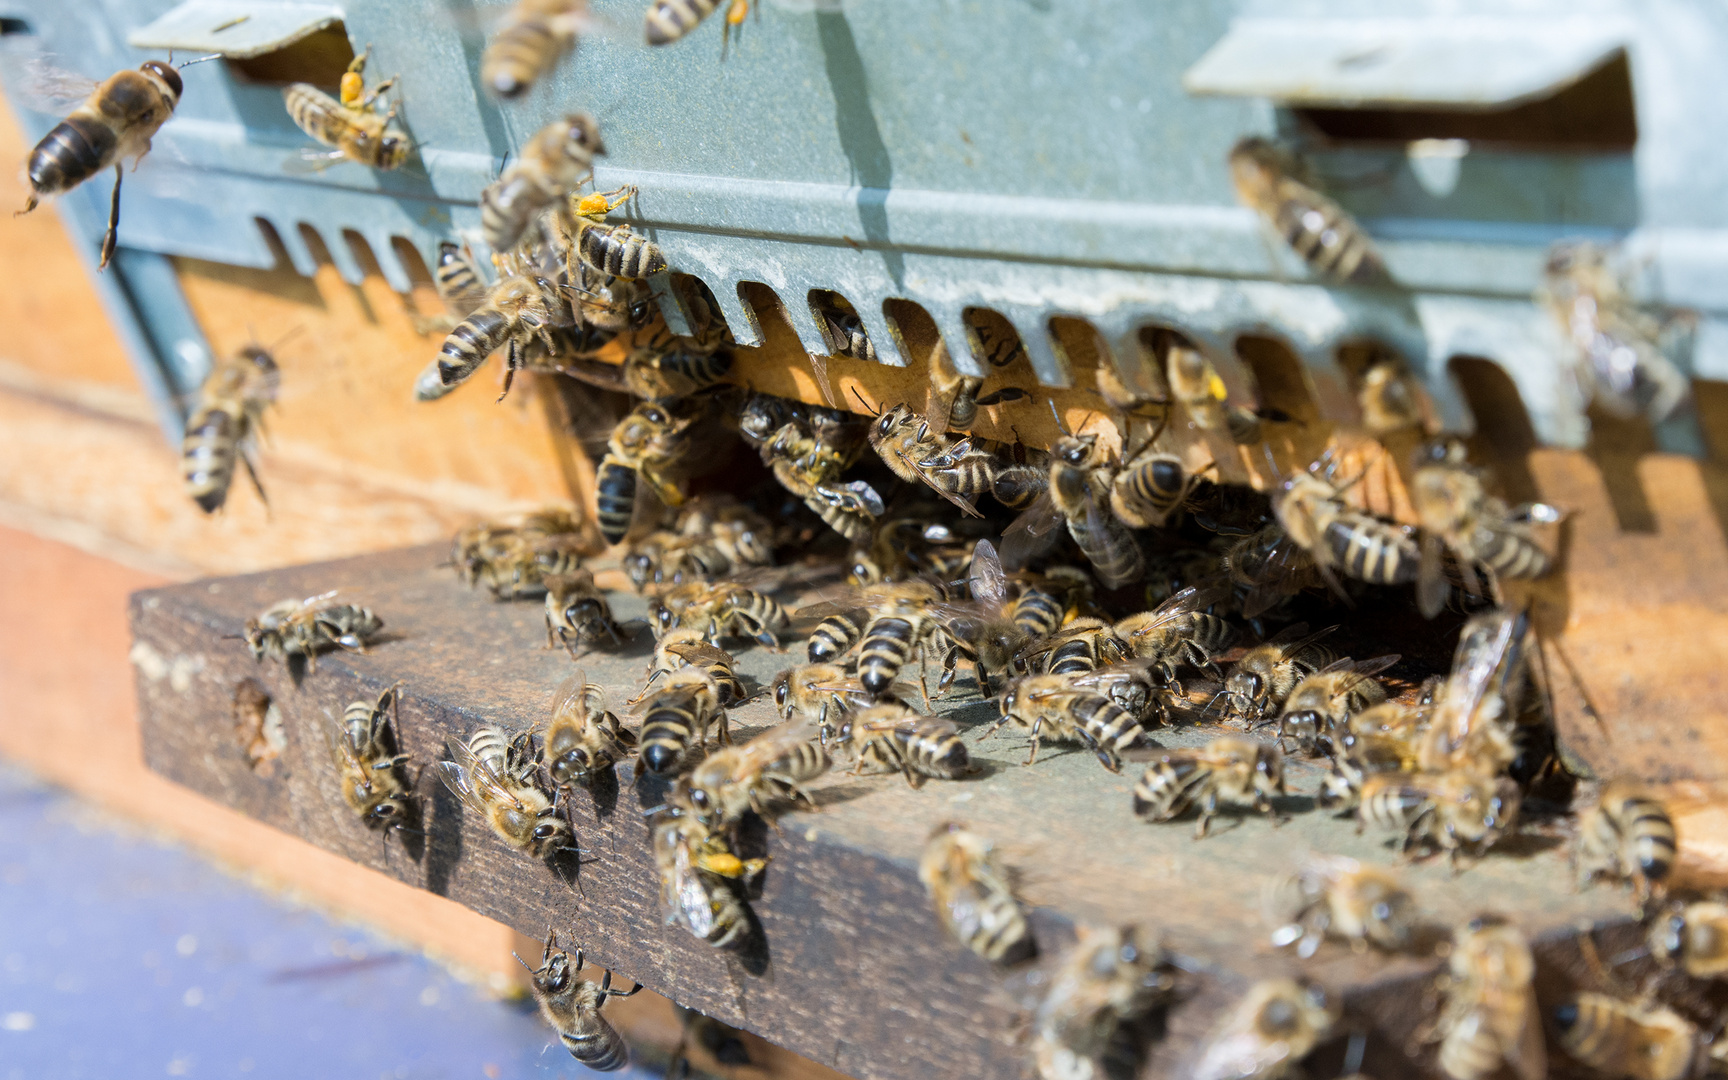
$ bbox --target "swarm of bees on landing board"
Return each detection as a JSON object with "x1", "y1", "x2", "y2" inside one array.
[{"x1": 46, "y1": 7, "x2": 1707, "y2": 1078}]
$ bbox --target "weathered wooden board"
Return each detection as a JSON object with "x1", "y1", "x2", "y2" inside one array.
[{"x1": 131, "y1": 545, "x2": 1664, "y2": 1080}]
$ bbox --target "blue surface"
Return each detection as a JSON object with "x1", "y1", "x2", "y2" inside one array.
[{"x1": 0, "y1": 764, "x2": 654, "y2": 1080}]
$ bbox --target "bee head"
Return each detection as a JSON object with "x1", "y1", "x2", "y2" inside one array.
[
  {"x1": 771, "y1": 672, "x2": 791, "y2": 710},
  {"x1": 141, "y1": 60, "x2": 183, "y2": 99}
]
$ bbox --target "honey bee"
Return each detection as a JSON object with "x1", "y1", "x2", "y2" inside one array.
[
  {"x1": 837, "y1": 703, "x2": 971, "y2": 787},
  {"x1": 759, "y1": 412, "x2": 882, "y2": 542},
  {"x1": 1110, "y1": 428, "x2": 1211, "y2": 529},
  {"x1": 480, "y1": 113, "x2": 603, "y2": 255},
  {"x1": 1541, "y1": 241, "x2": 1693, "y2": 426},
  {"x1": 449, "y1": 509, "x2": 584, "y2": 596},
  {"x1": 621, "y1": 346, "x2": 734, "y2": 401},
  {"x1": 1017, "y1": 617, "x2": 1129, "y2": 678},
  {"x1": 677, "y1": 496, "x2": 774, "y2": 569},
  {"x1": 849, "y1": 515, "x2": 981, "y2": 587},
  {"x1": 1430, "y1": 917, "x2": 1545, "y2": 1080},
  {"x1": 1133, "y1": 736, "x2": 1287, "y2": 839},
  {"x1": 1006, "y1": 420, "x2": 1145, "y2": 588},
  {"x1": 918, "y1": 822, "x2": 1034, "y2": 965},
  {"x1": 1317, "y1": 699, "x2": 1432, "y2": 811},
  {"x1": 861, "y1": 400, "x2": 999, "y2": 517},
  {"x1": 1268, "y1": 856, "x2": 1417, "y2": 958},
  {"x1": 652, "y1": 812, "x2": 759, "y2": 951},
  {"x1": 1229, "y1": 137, "x2": 1384, "y2": 284},
  {"x1": 1575, "y1": 782, "x2": 1676, "y2": 903},
  {"x1": 645, "y1": 0, "x2": 748, "y2": 49},
  {"x1": 1112, "y1": 585, "x2": 1235, "y2": 691},
  {"x1": 1357, "y1": 358, "x2": 1428, "y2": 436},
  {"x1": 673, "y1": 722, "x2": 829, "y2": 828},
  {"x1": 243, "y1": 591, "x2": 383, "y2": 674},
  {"x1": 640, "y1": 628, "x2": 745, "y2": 706},
  {"x1": 1223, "y1": 523, "x2": 1325, "y2": 619},
  {"x1": 328, "y1": 684, "x2": 414, "y2": 833},
  {"x1": 990, "y1": 672, "x2": 1148, "y2": 772},
  {"x1": 635, "y1": 668, "x2": 730, "y2": 776},
  {"x1": 1219, "y1": 623, "x2": 1338, "y2": 726},
  {"x1": 772, "y1": 662, "x2": 870, "y2": 738},
  {"x1": 20, "y1": 56, "x2": 207, "y2": 269},
  {"x1": 544, "y1": 570, "x2": 628, "y2": 656},
  {"x1": 652, "y1": 580, "x2": 788, "y2": 648},
  {"x1": 516, "y1": 930, "x2": 640, "y2": 1070},
  {"x1": 799, "y1": 580, "x2": 949, "y2": 700},
  {"x1": 1274, "y1": 471, "x2": 1420, "y2": 594},
  {"x1": 1649, "y1": 900, "x2": 1728, "y2": 979},
  {"x1": 1192, "y1": 978, "x2": 1337, "y2": 1080},
  {"x1": 430, "y1": 255, "x2": 574, "y2": 400},
  {"x1": 283, "y1": 47, "x2": 408, "y2": 171},
  {"x1": 434, "y1": 242, "x2": 489, "y2": 319},
  {"x1": 803, "y1": 602, "x2": 866, "y2": 663},
  {"x1": 623, "y1": 533, "x2": 728, "y2": 592},
  {"x1": 596, "y1": 400, "x2": 700, "y2": 544},
  {"x1": 435, "y1": 726, "x2": 574, "y2": 859},
  {"x1": 181, "y1": 344, "x2": 279, "y2": 513},
  {"x1": 930, "y1": 540, "x2": 1034, "y2": 697},
  {"x1": 1268, "y1": 655, "x2": 1399, "y2": 757},
  {"x1": 565, "y1": 187, "x2": 667, "y2": 280},
  {"x1": 1166, "y1": 342, "x2": 1263, "y2": 443},
  {"x1": 1416, "y1": 608, "x2": 1530, "y2": 776},
  {"x1": 1357, "y1": 770, "x2": 1521, "y2": 867},
  {"x1": 1552, "y1": 993, "x2": 1703, "y2": 1080},
  {"x1": 1030, "y1": 925, "x2": 1179, "y2": 1080},
  {"x1": 1010, "y1": 566, "x2": 1095, "y2": 641},
  {"x1": 923, "y1": 341, "x2": 1028, "y2": 436},
  {"x1": 482, "y1": 0, "x2": 589, "y2": 99},
  {"x1": 1412, "y1": 439, "x2": 1560, "y2": 619},
  {"x1": 542, "y1": 672, "x2": 634, "y2": 788}
]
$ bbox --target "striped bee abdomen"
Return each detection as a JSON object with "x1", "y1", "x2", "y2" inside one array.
[
  {"x1": 578, "y1": 223, "x2": 666, "y2": 279},
  {"x1": 562, "y1": 1025, "x2": 629, "y2": 1071},
  {"x1": 28, "y1": 115, "x2": 116, "y2": 195},
  {"x1": 594, "y1": 457, "x2": 637, "y2": 544},
  {"x1": 437, "y1": 308, "x2": 511, "y2": 387},
  {"x1": 483, "y1": 20, "x2": 563, "y2": 99},
  {"x1": 1477, "y1": 527, "x2": 1552, "y2": 580},
  {"x1": 639, "y1": 706, "x2": 698, "y2": 775},
  {"x1": 1047, "y1": 638, "x2": 1100, "y2": 676},
  {"x1": 1068, "y1": 516, "x2": 1144, "y2": 590},
  {"x1": 1070, "y1": 694, "x2": 1141, "y2": 757},
  {"x1": 1274, "y1": 192, "x2": 1382, "y2": 283},
  {"x1": 1325, "y1": 516, "x2": 1419, "y2": 585},
  {"x1": 1132, "y1": 757, "x2": 1206, "y2": 820},
  {"x1": 1011, "y1": 588, "x2": 1063, "y2": 639},
  {"x1": 858, "y1": 616, "x2": 917, "y2": 697},
  {"x1": 808, "y1": 610, "x2": 865, "y2": 663},
  {"x1": 181, "y1": 408, "x2": 237, "y2": 513},
  {"x1": 644, "y1": 0, "x2": 722, "y2": 44}
]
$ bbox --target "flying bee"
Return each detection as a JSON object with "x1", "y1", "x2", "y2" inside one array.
[
  {"x1": 990, "y1": 672, "x2": 1147, "y2": 772},
  {"x1": 1274, "y1": 470, "x2": 1420, "y2": 594},
  {"x1": 652, "y1": 812, "x2": 758, "y2": 951},
  {"x1": 1575, "y1": 782, "x2": 1676, "y2": 903},
  {"x1": 328, "y1": 684, "x2": 414, "y2": 833},
  {"x1": 1219, "y1": 623, "x2": 1338, "y2": 726},
  {"x1": 837, "y1": 703, "x2": 971, "y2": 787},
  {"x1": 1223, "y1": 523, "x2": 1325, "y2": 619},
  {"x1": 1112, "y1": 585, "x2": 1235, "y2": 692},
  {"x1": 1358, "y1": 358, "x2": 1428, "y2": 435},
  {"x1": 544, "y1": 570, "x2": 628, "y2": 656},
  {"x1": 1649, "y1": 900, "x2": 1728, "y2": 980},
  {"x1": 243, "y1": 591, "x2": 383, "y2": 674},
  {"x1": 542, "y1": 671, "x2": 634, "y2": 788},
  {"x1": 1267, "y1": 655, "x2": 1400, "y2": 757},
  {"x1": 1412, "y1": 439, "x2": 1560, "y2": 619},
  {"x1": 1431, "y1": 917, "x2": 1546, "y2": 1080},
  {"x1": 283, "y1": 47, "x2": 408, "y2": 171},
  {"x1": 1552, "y1": 993, "x2": 1703, "y2": 1080},
  {"x1": 1357, "y1": 770, "x2": 1521, "y2": 867},
  {"x1": 1192, "y1": 978, "x2": 1337, "y2": 1080},
  {"x1": 20, "y1": 55, "x2": 207, "y2": 269},
  {"x1": 772, "y1": 662, "x2": 870, "y2": 739},
  {"x1": 430, "y1": 255, "x2": 574, "y2": 400},
  {"x1": 1541, "y1": 241, "x2": 1693, "y2": 426},
  {"x1": 434, "y1": 241, "x2": 488, "y2": 316},
  {"x1": 640, "y1": 627, "x2": 745, "y2": 706},
  {"x1": 565, "y1": 187, "x2": 667, "y2": 279},
  {"x1": 596, "y1": 400, "x2": 700, "y2": 544},
  {"x1": 1229, "y1": 137, "x2": 1384, "y2": 284},
  {"x1": 480, "y1": 112, "x2": 603, "y2": 255},
  {"x1": 1268, "y1": 856, "x2": 1417, "y2": 958},
  {"x1": 918, "y1": 822, "x2": 1034, "y2": 965},
  {"x1": 181, "y1": 344, "x2": 280, "y2": 513},
  {"x1": 653, "y1": 580, "x2": 788, "y2": 648},
  {"x1": 644, "y1": 0, "x2": 749, "y2": 50},
  {"x1": 673, "y1": 722, "x2": 829, "y2": 829},
  {"x1": 1005, "y1": 417, "x2": 1144, "y2": 588},
  {"x1": 860, "y1": 399, "x2": 998, "y2": 517},
  {"x1": 435, "y1": 726, "x2": 574, "y2": 860},
  {"x1": 1166, "y1": 342, "x2": 1264, "y2": 443},
  {"x1": 1030, "y1": 925, "x2": 1179, "y2": 1080},
  {"x1": 516, "y1": 930, "x2": 640, "y2": 1070},
  {"x1": 635, "y1": 668, "x2": 729, "y2": 776},
  {"x1": 482, "y1": 0, "x2": 590, "y2": 99},
  {"x1": 1133, "y1": 736, "x2": 1286, "y2": 839},
  {"x1": 1016, "y1": 617, "x2": 1129, "y2": 678}
]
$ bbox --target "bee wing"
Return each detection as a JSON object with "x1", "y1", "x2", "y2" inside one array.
[
  {"x1": 735, "y1": 723, "x2": 820, "y2": 772},
  {"x1": 431, "y1": 761, "x2": 499, "y2": 819},
  {"x1": 16, "y1": 58, "x2": 99, "y2": 112},
  {"x1": 1194, "y1": 1030, "x2": 1296, "y2": 1080},
  {"x1": 284, "y1": 148, "x2": 353, "y2": 174},
  {"x1": 1348, "y1": 654, "x2": 1401, "y2": 679},
  {"x1": 667, "y1": 641, "x2": 734, "y2": 668},
  {"x1": 1416, "y1": 530, "x2": 1450, "y2": 620},
  {"x1": 967, "y1": 539, "x2": 1008, "y2": 609},
  {"x1": 1082, "y1": 494, "x2": 1141, "y2": 590},
  {"x1": 923, "y1": 370, "x2": 958, "y2": 438},
  {"x1": 301, "y1": 589, "x2": 341, "y2": 608},
  {"x1": 1068, "y1": 660, "x2": 1154, "y2": 692},
  {"x1": 1000, "y1": 493, "x2": 1063, "y2": 569},
  {"x1": 549, "y1": 670, "x2": 596, "y2": 722},
  {"x1": 443, "y1": 735, "x2": 522, "y2": 806},
  {"x1": 326, "y1": 712, "x2": 366, "y2": 772},
  {"x1": 1506, "y1": 985, "x2": 1548, "y2": 1080}
]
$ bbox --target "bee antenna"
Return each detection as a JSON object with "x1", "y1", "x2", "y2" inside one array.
[
  {"x1": 1201, "y1": 689, "x2": 1230, "y2": 717},
  {"x1": 1047, "y1": 398, "x2": 1071, "y2": 437},
  {"x1": 1260, "y1": 443, "x2": 1285, "y2": 484},
  {"x1": 848, "y1": 386, "x2": 879, "y2": 417},
  {"x1": 511, "y1": 951, "x2": 537, "y2": 974},
  {"x1": 639, "y1": 803, "x2": 670, "y2": 817},
  {"x1": 176, "y1": 53, "x2": 225, "y2": 68}
]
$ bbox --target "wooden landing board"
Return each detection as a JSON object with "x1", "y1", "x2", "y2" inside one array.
[{"x1": 131, "y1": 545, "x2": 1655, "y2": 1080}]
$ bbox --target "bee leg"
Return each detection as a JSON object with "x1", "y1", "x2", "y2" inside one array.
[
  {"x1": 1194, "y1": 794, "x2": 1216, "y2": 840},
  {"x1": 497, "y1": 341, "x2": 518, "y2": 402},
  {"x1": 359, "y1": 76, "x2": 397, "y2": 110},
  {"x1": 1024, "y1": 717, "x2": 1044, "y2": 766},
  {"x1": 239, "y1": 448, "x2": 270, "y2": 511},
  {"x1": 99, "y1": 164, "x2": 122, "y2": 270}
]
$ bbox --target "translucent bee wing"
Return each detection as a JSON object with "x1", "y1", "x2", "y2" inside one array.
[
  {"x1": 666, "y1": 640, "x2": 733, "y2": 668},
  {"x1": 967, "y1": 539, "x2": 1008, "y2": 609},
  {"x1": 1348, "y1": 654, "x2": 1401, "y2": 679},
  {"x1": 1000, "y1": 493, "x2": 1063, "y2": 570},
  {"x1": 549, "y1": 670, "x2": 596, "y2": 721},
  {"x1": 16, "y1": 58, "x2": 99, "y2": 112},
  {"x1": 443, "y1": 735, "x2": 522, "y2": 807},
  {"x1": 432, "y1": 761, "x2": 495, "y2": 819},
  {"x1": 284, "y1": 147, "x2": 354, "y2": 175},
  {"x1": 300, "y1": 589, "x2": 341, "y2": 608},
  {"x1": 1416, "y1": 529, "x2": 1450, "y2": 620}
]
